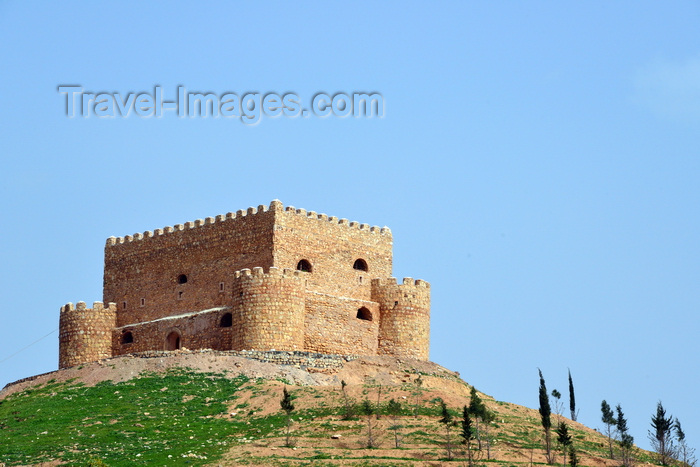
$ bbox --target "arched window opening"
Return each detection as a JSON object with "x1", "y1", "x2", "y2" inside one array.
[
  {"x1": 296, "y1": 259, "x2": 312, "y2": 273},
  {"x1": 165, "y1": 331, "x2": 181, "y2": 351},
  {"x1": 220, "y1": 312, "x2": 233, "y2": 328},
  {"x1": 353, "y1": 259, "x2": 368, "y2": 271},
  {"x1": 177, "y1": 274, "x2": 188, "y2": 284},
  {"x1": 121, "y1": 331, "x2": 133, "y2": 344},
  {"x1": 357, "y1": 307, "x2": 372, "y2": 321}
]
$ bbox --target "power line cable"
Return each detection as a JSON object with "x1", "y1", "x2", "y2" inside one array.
[{"x1": 0, "y1": 328, "x2": 58, "y2": 364}]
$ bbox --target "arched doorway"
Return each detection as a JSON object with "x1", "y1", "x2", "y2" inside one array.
[{"x1": 165, "y1": 331, "x2": 181, "y2": 350}]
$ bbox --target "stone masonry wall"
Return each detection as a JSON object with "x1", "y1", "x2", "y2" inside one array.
[
  {"x1": 104, "y1": 205, "x2": 276, "y2": 327},
  {"x1": 59, "y1": 302, "x2": 117, "y2": 369},
  {"x1": 231, "y1": 267, "x2": 305, "y2": 352},
  {"x1": 271, "y1": 203, "x2": 393, "y2": 301},
  {"x1": 303, "y1": 292, "x2": 379, "y2": 355},
  {"x1": 112, "y1": 306, "x2": 233, "y2": 356},
  {"x1": 58, "y1": 200, "x2": 431, "y2": 368},
  {"x1": 372, "y1": 278, "x2": 431, "y2": 360}
]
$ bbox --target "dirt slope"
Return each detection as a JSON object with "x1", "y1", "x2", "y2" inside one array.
[{"x1": 1, "y1": 351, "x2": 657, "y2": 466}]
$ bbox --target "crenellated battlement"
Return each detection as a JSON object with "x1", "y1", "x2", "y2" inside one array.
[
  {"x1": 59, "y1": 301, "x2": 117, "y2": 369},
  {"x1": 106, "y1": 200, "x2": 391, "y2": 248},
  {"x1": 61, "y1": 301, "x2": 118, "y2": 313},
  {"x1": 282, "y1": 204, "x2": 391, "y2": 236},
  {"x1": 372, "y1": 277, "x2": 431, "y2": 360},
  {"x1": 61, "y1": 200, "x2": 428, "y2": 368},
  {"x1": 106, "y1": 202, "x2": 273, "y2": 247},
  {"x1": 233, "y1": 266, "x2": 304, "y2": 280},
  {"x1": 371, "y1": 277, "x2": 431, "y2": 289}
]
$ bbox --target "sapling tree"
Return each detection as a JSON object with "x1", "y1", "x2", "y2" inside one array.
[
  {"x1": 649, "y1": 401, "x2": 676, "y2": 466},
  {"x1": 552, "y1": 389, "x2": 563, "y2": 420},
  {"x1": 375, "y1": 384, "x2": 383, "y2": 420},
  {"x1": 616, "y1": 404, "x2": 634, "y2": 467},
  {"x1": 461, "y1": 405, "x2": 477, "y2": 467},
  {"x1": 439, "y1": 400, "x2": 455, "y2": 460},
  {"x1": 280, "y1": 387, "x2": 295, "y2": 447},
  {"x1": 340, "y1": 379, "x2": 354, "y2": 420},
  {"x1": 413, "y1": 373, "x2": 424, "y2": 416},
  {"x1": 469, "y1": 385, "x2": 486, "y2": 450},
  {"x1": 569, "y1": 447, "x2": 579, "y2": 467},
  {"x1": 675, "y1": 419, "x2": 697, "y2": 467},
  {"x1": 480, "y1": 406, "x2": 496, "y2": 460},
  {"x1": 601, "y1": 400, "x2": 616, "y2": 459},
  {"x1": 556, "y1": 421, "x2": 572, "y2": 466},
  {"x1": 387, "y1": 398, "x2": 403, "y2": 448},
  {"x1": 360, "y1": 399, "x2": 377, "y2": 448}
]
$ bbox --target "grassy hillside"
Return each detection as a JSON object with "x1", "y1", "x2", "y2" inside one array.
[{"x1": 0, "y1": 359, "x2": 660, "y2": 466}]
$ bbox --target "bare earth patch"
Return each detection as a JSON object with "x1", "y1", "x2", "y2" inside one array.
[{"x1": 1, "y1": 351, "x2": 656, "y2": 466}]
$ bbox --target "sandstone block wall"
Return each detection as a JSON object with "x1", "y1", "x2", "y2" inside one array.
[
  {"x1": 59, "y1": 302, "x2": 116, "y2": 369},
  {"x1": 272, "y1": 203, "x2": 393, "y2": 301},
  {"x1": 372, "y1": 278, "x2": 431, "y2": 360},
  {"x1": 303, "y1": 293, "x2": 379, "y2": 355},
  {"x1": 104, "y1": 205, "x2": 276, "y2": 326},
  {"x1": 112, "y1": 306, "x2": 233, "y2": 356},
  {"x1": 231, "y1": 267, "x2": 305, "y2": 352},
  {"x1": 58, "y1": 200, "x2": 431, "y2": 368}
]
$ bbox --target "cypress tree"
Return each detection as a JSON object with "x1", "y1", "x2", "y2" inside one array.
[
  {"x1": 461, "y1": 405, "x2": 475, "y2": 467},
  {"x1": 538, "y1": 369, "x2": 553, "y2": 464},
  {"x1": 568, "y1": 369, "x2": 577, "y2": 421}
]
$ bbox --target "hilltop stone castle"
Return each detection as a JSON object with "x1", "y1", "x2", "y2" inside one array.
[{"x1": 58, "y1": 200, "x2": 431, "y2": 369}]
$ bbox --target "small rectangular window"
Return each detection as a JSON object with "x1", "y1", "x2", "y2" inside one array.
[
  {"x1": 219, "y1": 282, "x2": 225, "y2": 292},
  {"x1": 140, "y1": 298, "x2": 145, "y2": 307},
  {"x1": 178, "y1": 291, "x2": 183, "y2": 300},
  {"x1": 122, "y1": 301, "x2": 127, "y2": 310}
]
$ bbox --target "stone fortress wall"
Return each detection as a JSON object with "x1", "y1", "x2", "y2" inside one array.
[{"x1": 59, "y1": 200, "x2": 430, "y2": 369}]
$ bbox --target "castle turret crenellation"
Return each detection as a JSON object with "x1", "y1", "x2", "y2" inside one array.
[
  {"x1": 372, "y1": 277, "x2": 431, "y2": 360},
  {"x1": 59, "y1": 301, "x2": 117, "y2": 369},
  {"x1": 230, "y1": 266, "x2": 306, "y2": 352},
  {"x1": 59, "y1": 201, "x2": 429, "y2": 369}
]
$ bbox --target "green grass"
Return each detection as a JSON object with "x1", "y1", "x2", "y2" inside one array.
[
  {"x1": 1, "y1": 368, "x2": 661, "y2": 466},
  {"x1": 0, "y1": 368, "x2": 272, "y2": 466}
]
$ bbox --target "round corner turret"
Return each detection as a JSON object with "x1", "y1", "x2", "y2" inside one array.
[{"x1": 58, "y1": 301, "x2": 116, "y2": 369}]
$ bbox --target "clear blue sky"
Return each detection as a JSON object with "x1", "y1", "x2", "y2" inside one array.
[{"x1": 1, "y1": 1, "x2": 699, "y2": 453}]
